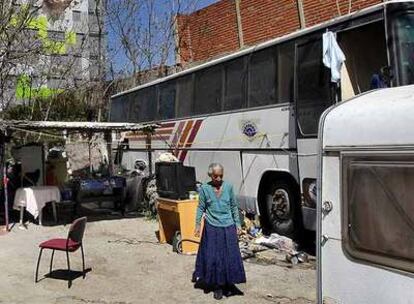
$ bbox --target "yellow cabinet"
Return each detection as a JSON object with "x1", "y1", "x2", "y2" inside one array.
[{"x1": 157, "y1": 197, "x2": 203, "y2": 254}]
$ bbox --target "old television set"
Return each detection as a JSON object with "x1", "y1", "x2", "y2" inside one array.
[{"x1": 155, "y1": 162, "x2": 196, "y2": 199}]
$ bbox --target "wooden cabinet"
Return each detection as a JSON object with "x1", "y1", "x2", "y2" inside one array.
[{"x1": 157, "y1": 197, "x2": 203, "y2": 254}]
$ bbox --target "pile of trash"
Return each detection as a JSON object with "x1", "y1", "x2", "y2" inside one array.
[{"x1": 239, "y1": 214, "x2": 313, "y2": 267}]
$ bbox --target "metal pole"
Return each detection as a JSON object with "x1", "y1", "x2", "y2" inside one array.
[
  {"x1": 3, "y1": 164, "x2": 9, "y2": 232},
  {"x1": 105, "y1": 131, "x2": 113, "y2": 176},
  {"x1": 88, "y1": 133, "x2": 92, "y2": 176},
  {"x1": 1, "y1": 131, "x2": 9, "y2": 232},
  {"x1": 146, "y1": 133, "x2": 152, "y2": 176}
]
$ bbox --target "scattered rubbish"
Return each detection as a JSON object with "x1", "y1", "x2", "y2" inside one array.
[
  {"x1": 286, "y1": 251, "x2": 309, "y2": 265},
  {"x1": 297, "y1": 252, "x2": 309, "y2": 263},
  {"x1": 107, "y1": 238, "x2": 160, "y2": 246},
  {"x1": 238, "y1": 228, "x2": 314, "y2": 268},
  {"x1": 240, "y1": 248, "x2": 255, "y2": 260},
  {"x1": 254, "y1": 233, "x2": 296, "y2": 253},
  {"x1": 239, "y1": 236, "x2": 268, "y2": 260},
  {"x1": 156, "y1": 152, "x2": 178, "y2": 162},
  {"x1": 248, "y1": 226, "x2": 261, "y2": 237},
  {"x1": 242, "y1": 212, "x2": 263, "y2": 238},
  {"x1": 286, "y1": 253, "x2": 299, "y2": 265}
]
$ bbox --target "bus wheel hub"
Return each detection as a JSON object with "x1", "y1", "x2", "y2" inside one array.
[{"x1": 271, "y1": 189, "x2": 290, "y2": 220}]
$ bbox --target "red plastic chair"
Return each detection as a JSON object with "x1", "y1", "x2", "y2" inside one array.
[{"x1": 35, "y1": 217, "x2": 87, "y2": 286}]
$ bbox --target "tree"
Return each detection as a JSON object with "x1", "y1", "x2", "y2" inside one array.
[
  {"x1": 106, "y1": 0, "x2": 204, "y2": 90},
  {"x1": 0, "y1": 0, "x2": 106, "y2": 121},
  {"x1": 0, "y1": 0, "x2": 42, "y2": 111}
]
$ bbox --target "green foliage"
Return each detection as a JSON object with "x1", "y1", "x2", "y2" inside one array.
[
  {"x1": 10, "y1": 12, "x2": 76, "y2": 55},
  {"x1": 15, "y1": 75, "x2": 64, "y2": 100},
  {"x1": 3, "y1": 90, "x2": 96, "y2": 122}
]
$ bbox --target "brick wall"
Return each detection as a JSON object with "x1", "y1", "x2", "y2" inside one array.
[
  {"x1": 177, "y1": 0, "x2": 240, "y2": 64},
  {"x1": 176, "y1": 0, "x2": 382, "y2": 65}
]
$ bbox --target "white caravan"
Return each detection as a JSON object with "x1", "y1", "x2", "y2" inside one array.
[{"x1": 317, "y1": 85, "x2": 414, "y2": 304}]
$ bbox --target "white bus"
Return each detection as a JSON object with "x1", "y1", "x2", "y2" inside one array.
[
  {"x1": 317, "y1": 85, "x2": 414, "y2": 304},
  {"x1": 110, "y1": 1, "x2": 414, "y2": 239}
]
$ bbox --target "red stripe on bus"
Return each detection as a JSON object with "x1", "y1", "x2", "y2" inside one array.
[
  {"x1": 173, "y1": 121, "x2": 186, "y2": 156},
  {"x1": 124, "y1": 135, "x2": 171, "y2": 142},
  {"x1": 172, "y1": 121, "x2": 185, "y2": 146},
  {"x1": 179, "y1": 119, "x2": 203, "y2": 161},
  {"x1": 155, "y1": 129, "x2": 174, "y2": 135},
  {"x1": 159, "y1": 122, "x2": 176, "y2": 128},
  {"x1": 177, "y1": 120, "x2": 194, "y2": 160}
]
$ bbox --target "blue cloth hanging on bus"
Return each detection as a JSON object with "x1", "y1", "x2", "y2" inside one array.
[{"x1": 323, "y1": 31, "x2": 346, "y2": 83}]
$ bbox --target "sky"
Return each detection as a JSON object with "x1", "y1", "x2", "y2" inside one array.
[{"x1": 106, "y1": 0, "x2": 219, "y2": 77}]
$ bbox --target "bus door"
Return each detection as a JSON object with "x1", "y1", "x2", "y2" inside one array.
[
  {"x1": 336, "y1": 18, "x2": 388, "y2": 99},
  {"x1": 295, "y1": 36, "x2": 332, "y2": 230}
]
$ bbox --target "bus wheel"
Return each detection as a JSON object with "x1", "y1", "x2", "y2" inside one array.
[{"x1": 264, "y1": 180, "x2": 299, "y2": 238}]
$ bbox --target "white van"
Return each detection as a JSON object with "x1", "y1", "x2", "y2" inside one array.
[{"x1": 317, "y1": 85, "x2": 414, "y2": 304}]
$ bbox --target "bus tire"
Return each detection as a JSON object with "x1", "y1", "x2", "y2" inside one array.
[{"x1": 263, "y1": 180, "x2": 302, "y2": 239}]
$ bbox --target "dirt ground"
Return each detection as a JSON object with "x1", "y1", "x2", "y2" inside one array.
[{"x1": 0, "y1": 213, "x2": 316, "y2": 304}]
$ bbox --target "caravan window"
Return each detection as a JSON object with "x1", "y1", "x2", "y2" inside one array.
[{"x1": 343, "y1": 155, "x2": 414, "y2": 273}]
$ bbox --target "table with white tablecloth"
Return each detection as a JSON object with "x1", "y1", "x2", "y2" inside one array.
[{"x1": 13, "y1": 186, "x2": 61, "y2": 226}]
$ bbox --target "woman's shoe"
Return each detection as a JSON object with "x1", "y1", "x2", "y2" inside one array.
[
  {"x1": 223, "y1": 284, "x2": 244, "y2": 297},
  {"x1": 213, "y1": 288, "x2": 223, "y2": 300}
]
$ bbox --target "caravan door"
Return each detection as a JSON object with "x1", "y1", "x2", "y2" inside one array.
[{"x1": 318, "y1": 86, "x2": 414, "y2": 304}]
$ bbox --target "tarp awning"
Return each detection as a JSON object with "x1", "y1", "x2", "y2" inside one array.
[{"x1": 0, "y1": 120, "x2": 159, "y2": 133}]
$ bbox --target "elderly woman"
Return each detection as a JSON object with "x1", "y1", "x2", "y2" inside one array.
[{"x1": 193, "y1": 163, "x2": 246, "y2": 300}]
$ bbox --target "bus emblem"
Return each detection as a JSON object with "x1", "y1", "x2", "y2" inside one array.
[{"x1": 241, "y1": 121, "x2": 258, "y2": 139}]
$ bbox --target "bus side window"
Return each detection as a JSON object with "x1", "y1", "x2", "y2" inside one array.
[
  {"x1": 296, "y1": 38, "x2": 331, "y2": 136},
  {"x1": 248, "y1": 47, "x2": 277, "y2": 108},
  {"x1": 337, "y1": 20, "x2": 387, "y2": 94},
  {"x1": 128, "y1": 92, "x2": 139, "y2": 122},
  {"x1": 277, "y1": 42, "x2": 295, "y2": 103},
  {"x1": 110, "y1": 97, "x2": 130, "y2": 122},
  {"x1": 158, "y1": 81, "x2": 176, "y2": 120},
  {"x1": 194, "y1": 65, "x2": 223, "y2": 115},
  {"x1": 132, "y1": 87, "x2": 157, "y2": 123},
  {"x1": 224, "y1": 56, "x2": 247, "y2": 111},
  {"x1": 176, "y1": 75, "x2": 193, "y2": 118}
]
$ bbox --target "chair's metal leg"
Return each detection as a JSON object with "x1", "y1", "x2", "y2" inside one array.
[
  {"x1": 38, "y1": 209, "x2": 42, "y2": 226},
  {"x1": 81, "y1": 244, "x2": 85, "y2": 278},
  {"x1": 52, "y1": 202, "x2": 57, "y2": 223},
  {"x1": 35, "y1": 248, "x2": 43, "y2": 283},
  {"x1": 19, "y1": 207, "x2": 24, "y2": 225},
  {"x1": 66, "y1": 250, "x2": 71, "y2": 288},
  {"x1": 49, "y1": 250, "x2": 55, "y2": 274}
]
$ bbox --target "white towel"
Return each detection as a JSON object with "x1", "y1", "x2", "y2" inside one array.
[{"x1": 323, "y1": 31, "x2": 346, "y2": 83}]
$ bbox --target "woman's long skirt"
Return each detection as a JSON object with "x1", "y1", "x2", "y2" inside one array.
[{"x1": 193, "y1": 221, "x2": 246, "y2": 286}]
